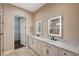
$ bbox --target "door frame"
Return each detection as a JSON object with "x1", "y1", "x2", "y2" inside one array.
[{"x1": 0, "y1": 13, "x2": 4, "y2": 55}]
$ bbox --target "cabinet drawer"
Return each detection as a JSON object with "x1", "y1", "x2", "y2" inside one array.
[{"x1": 58, "y1": 48, "x2": 77, "y2": 56}]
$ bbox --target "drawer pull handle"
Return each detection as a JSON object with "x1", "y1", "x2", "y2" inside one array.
[
  {"x1": 46, "y1": 49, "x2": 49, "y2": 54},
  {"x1": 64, "y1": 53, "x2": 67, "y2": 55},
  {"x1": 0, "y1": 33, "x2": 3, "y2": 35},
  {"x1": 32, "y1": 41, "x2": 33, "y2": 44}
]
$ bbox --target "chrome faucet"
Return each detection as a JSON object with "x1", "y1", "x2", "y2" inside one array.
[
  {"x1": 51, "y1": 37, "x2": 54, "y2": 40},
  {"x1": 51, "y1": 36, "x2": 57, "y2": 41}
]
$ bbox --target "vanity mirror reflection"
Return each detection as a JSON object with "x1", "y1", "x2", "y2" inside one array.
[
  {"x1": 36, "y1": 20, "x2": 43, "y2": 36},
  {"x1": 48, "y1": 16, "x2": 62, "y2": 37}
]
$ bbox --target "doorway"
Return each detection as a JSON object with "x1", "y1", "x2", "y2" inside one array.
[{"x1": 14, "y1": 15, "x2": 26, "y2": 49}]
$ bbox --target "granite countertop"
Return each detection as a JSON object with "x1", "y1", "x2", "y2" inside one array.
[{"x1": 30, "y1": 35, "x2": 79, "y2": 54}]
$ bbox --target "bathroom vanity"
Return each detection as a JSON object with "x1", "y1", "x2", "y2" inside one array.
[{"x1": 28, "y1": 35, "x2": 79, "y2": 56}]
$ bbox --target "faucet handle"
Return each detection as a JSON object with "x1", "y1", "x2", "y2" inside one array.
[
  {"x1": 51, "y1": 37, "x2": 54, "y2": 40},
  {"x1": 51, "y1": 37, "x2": 57, "y2": 41}
]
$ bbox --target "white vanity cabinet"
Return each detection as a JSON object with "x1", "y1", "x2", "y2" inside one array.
[
  {"x1": 28, "y1": 36, "x2": 78, "y2": 56},
  {"x1": 57, "y1": 48, "x2": 77, "y2": 56},
  {"x1": 29, "y1": 37, "x2": 57, "y2": 56}
]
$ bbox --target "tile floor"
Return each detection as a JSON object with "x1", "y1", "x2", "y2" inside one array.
[{"x1": 3, "y1": 47, "x2": 38, "y2": 56}]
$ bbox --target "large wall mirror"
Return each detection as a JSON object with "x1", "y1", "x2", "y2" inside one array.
[
  {"x1": 36, "y1": 20, "x2": 43, "y2": 36},
  {"x1": 48, "y1": 16, "x2": 62, "y2": 37}
]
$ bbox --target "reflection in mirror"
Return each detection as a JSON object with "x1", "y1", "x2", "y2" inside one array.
[
  {"x1": 36, "y1": 20, "x2": 43, "y2": 36},
  {"x1": 48, "y1": 16, "x2": 62, "y2": 37}
]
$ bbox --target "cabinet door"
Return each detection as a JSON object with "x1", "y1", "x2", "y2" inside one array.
[
  {"x1": 42, "y1": 43, "x2": 57, "y2": 56},
  {"x1": 32, "y1": 39, "x2": 42, "y2": 55},
  {"x1": 29, "y1": 37, "x2": 43, "y2": 55},
  {"x1": 57, "y1": 48, "x2": 77, "y2": 56}
]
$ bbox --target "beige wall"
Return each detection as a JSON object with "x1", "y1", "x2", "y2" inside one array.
[
  {"x1": 34, "y1": 4, "x2": 79, "y2": 45},
  {"x1": 3, "y1": 4, "x2": 34, "y2": 52}
]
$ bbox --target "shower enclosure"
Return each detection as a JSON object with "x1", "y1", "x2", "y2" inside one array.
[{"x1": 14, "y1": 16, "x2": 26, "y2": 49}]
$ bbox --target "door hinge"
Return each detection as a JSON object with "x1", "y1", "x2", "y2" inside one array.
[
  {"x1": 25, "y1": 41, "x2": 26, "y2": 45},
  {"x1": 0, "y1": 33, "x2": 3, "y2": 35},
  {"x1": 2, "y1": 48, "x2": 4, "y2": 52}
]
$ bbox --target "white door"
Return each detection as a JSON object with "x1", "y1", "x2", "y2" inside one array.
[
  {"x1": 0, "y1": 15, "x2": 1, "y2": 55},
  {"x1": 20, "y1": 18, "x2": 26, "y2": 46}
]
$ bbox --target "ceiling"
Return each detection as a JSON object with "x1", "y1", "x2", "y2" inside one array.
[{"x1": 11, "y1": 3, "x2": 46, "y2": 12}]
